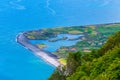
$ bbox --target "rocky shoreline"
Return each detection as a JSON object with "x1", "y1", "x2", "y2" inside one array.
[{"x1": 16, "y1": 32, "x2": 60, "y2": 67}]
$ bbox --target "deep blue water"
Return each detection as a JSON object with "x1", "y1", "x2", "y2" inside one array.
[{"x1": 0, "y1": 0, "x2": 120, "y2": 80}]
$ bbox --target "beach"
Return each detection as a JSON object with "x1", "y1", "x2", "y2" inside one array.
[{"x1": 16, "y1": 32, "x2": 60, "y2": 67}]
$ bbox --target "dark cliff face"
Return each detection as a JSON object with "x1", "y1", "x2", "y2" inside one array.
[{"x1": 48, "y1": 31, "x2": 120, "y2": 80}]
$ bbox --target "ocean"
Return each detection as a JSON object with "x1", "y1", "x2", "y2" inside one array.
[{"x1": 0, "y1": 0, "x2": 120, "y2": 80}]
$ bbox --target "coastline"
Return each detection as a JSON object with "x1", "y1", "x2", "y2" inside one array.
[{"x1": 16, "y1": 32, "x2": 60, "y2": 67}]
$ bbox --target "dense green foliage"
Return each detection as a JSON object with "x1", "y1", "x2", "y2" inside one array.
[
  {"x1": 49, "y1": 31, "x2": 120, "y2": 80},
  {"x1": 66, "y1": 52, "x2": 82, "y2": 75}
]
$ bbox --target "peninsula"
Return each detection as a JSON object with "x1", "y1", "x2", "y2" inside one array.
[
  {"x1": 15, "y1": 22, "x2": 120, "y2": 80},
  {"x1": 16, "y1": 23, "x2": 120, "y2": 67},
  {"x1": 16, "y1": 32, "x2": 60, "y2": 67}
]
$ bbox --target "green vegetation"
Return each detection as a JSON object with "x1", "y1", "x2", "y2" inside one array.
[
  {"x1": 58, "y1": 58, "x2": 67, "y2": 65},
  {"x1": 48, "y1": 31, "x2": 120, "y2": 80},
  {"x1": 36, "y1": 44, "x2": 46, "y2": 48},
  {"x1": 53, "y1": 23, "x2": 120, "y2": 58},
  {"x1": 25, "y1": 30, "x2": 56, "y2": 40},
  {"x1": 25, "y1": 23, "x2": 120, "y2": 59}
]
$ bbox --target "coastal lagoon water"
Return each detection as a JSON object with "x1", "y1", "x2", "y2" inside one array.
[
  {"x1": 30, "y1": 34, "x2": 83, "y2": 52},
  {"x1": 0, "y1": 0, "x2": 120, "y2": 80}
]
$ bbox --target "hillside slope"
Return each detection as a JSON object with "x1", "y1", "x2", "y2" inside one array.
[{"x1": 48, "y1": 31, "x2": 120, "y2": 80}]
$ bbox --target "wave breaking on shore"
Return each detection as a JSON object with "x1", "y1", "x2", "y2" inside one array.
[{"x1": 16, "y1": 32, "x2": 60, "y2": 67}]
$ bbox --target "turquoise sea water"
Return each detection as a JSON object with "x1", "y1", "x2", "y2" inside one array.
[{"x1": 0, "y1": 0, "x2": 120, "y2": 80}]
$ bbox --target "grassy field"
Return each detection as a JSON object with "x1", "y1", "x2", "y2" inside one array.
[{"x1": 25, "y1": 23, "x2": 120, "y2": 59}]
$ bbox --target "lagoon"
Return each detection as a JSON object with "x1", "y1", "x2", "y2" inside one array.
[
  {"x1": 0, "y1": 0, "x2": 120, "y2": 80},
  {"x1": 30, "y1": 34, "x2": 83, "y2": 52}
]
